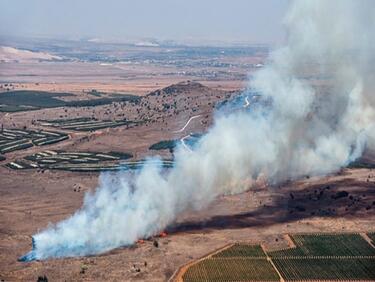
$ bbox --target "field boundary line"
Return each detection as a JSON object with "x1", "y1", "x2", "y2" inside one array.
[
  {"x1": 360, "y1": 233, "x2": 375, "y2": 249},
  {"x1": 261, "y1": 243, "x2": 283, "y2": 282},
  {"x1": 284, "y1": 234, "x2": 296, "y2": 249},
  {"x1": 169, "y1": 243, "x2": 234, "y2": 282},
  {"x1": 270, "y1": 255, "x2": 375, "y2": 259}
]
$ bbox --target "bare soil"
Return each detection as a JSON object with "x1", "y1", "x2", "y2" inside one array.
[{"x1": 0, "y1": 79, "x2": 374, "y2": 281}]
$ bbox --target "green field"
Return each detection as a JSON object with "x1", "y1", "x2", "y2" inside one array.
[
  {"x1": 0, "y1": 128, "x2": 68, "y2": 154},
  {"x1": 5, "y1": 150, "x2": 174, "y2": 172},
  {"x1": 183, "y1": 258, "x2": 279, "y2": 282},
  {"x1": 269, "y1": 233, "x2": 375, "y2": 257},
  {"x1": 0, "y1": 90, "x2": 140, "y2": 112},
  {"x1": 182, "y1": 234, "x2": 375, "y2": 282},
  {"x1": 149, "y1": 140, "x2": 177, "y2": 151},
  {"x1": 273, "y1": 258, "x2": 375, "y2": 281},
  {"x1": 183, "y1": 245, "x2": 279, "y2": 282},
  {"x1": 38, "y1": 117, "x2": 139, "y2": 131},
  {"x1": 212, "y1": 244, "x2": 266, "y2": 258}
]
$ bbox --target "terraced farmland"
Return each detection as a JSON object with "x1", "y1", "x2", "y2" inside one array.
[
  {"x1": 0, "y1": 128, "x2": 68, "y2": 154},
  {"x1": 5, "y1": 150, "x2": 174, "y2": 172},
  {"x1": 182, "y1": 244, "x2": 279, "y2": 282},
  {"x1": 38, "y1": 117, "x2": 140, "y2": 131}
]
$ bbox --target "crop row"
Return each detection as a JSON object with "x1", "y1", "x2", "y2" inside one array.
[
  {"x1": 269, "y1": 233, "x2": 375, "y2": 257},
  {"x1": 368, "y1": 233, "x2": 375, "y2": 245},
  {"x1": 273, "y1": 258, "x2": 375, "y2": 281},
  {"x1": 26, "y1": 159, "x2": 174, "y2": 172},
  {"x1": 0, "y1": 129, "x2": 68, "y2": 154},
  {"x1": 212, "y1": 244, "x2": 266, "y2": 258},
  {"x1": 0, "y1": 90, "x2": 140, "y2": 112},
  {"x1": 183, "y1": 258, "x2": 279, "y2": 282},
  {"x1": 38, "y1": 118, "x2": 139, "y2": 131},
  {"x1": 5, "y1": 150, "x2": 174, "y2": 172}
]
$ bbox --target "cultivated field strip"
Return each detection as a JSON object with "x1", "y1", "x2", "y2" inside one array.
[
  {"x1": 267, "y1": 233, "x2": 375, "y2": 281},
  {"x1": 0, "y1": 128, "x2": 68, "y2": 154},
  {"x1": 38, "y1": 118, "x2": 139, "y2": 131},
  {"x1": 269, "y1": 233, "x2": 375, "y2": 257},
  {"x1": 5, "y1": 150, "x2": 174, "y2": 171},
  {"x1": 183, "y1": 244, "x2": 279, "y2": 282},
  {"x1": 272, "y1": 258, "x2": 375, "y2": 281},
  {"x1": 212, "y1": 244, "x2": 266, "y2": 258},
  {"x1": 183, "y1": 258, "x2": 279, "y2": 282},
  {"x1": 180, "y1": 234, "x2": 375, "y2": 282}
]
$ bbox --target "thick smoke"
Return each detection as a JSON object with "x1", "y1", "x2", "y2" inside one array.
[{"x1": 21, "y1": 0, "x2": 375, "y2": 260}]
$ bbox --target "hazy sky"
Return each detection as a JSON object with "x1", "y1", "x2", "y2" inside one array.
[{"x1": 0, "y1": 0, "x2": 288, "y2": 44}]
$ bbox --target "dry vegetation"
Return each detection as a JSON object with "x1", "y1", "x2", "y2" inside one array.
[{"x1": 0, "y1": 42, "x2": 374, "y2": 281}]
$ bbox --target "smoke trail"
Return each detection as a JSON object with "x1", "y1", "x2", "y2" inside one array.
[{"x1": 21, "y1": 0, "x2": 375, "y2": 260}]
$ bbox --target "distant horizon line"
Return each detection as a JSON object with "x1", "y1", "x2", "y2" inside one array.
[{"x1": 0, "y1": 34, "x2": 283, "y2": 48}]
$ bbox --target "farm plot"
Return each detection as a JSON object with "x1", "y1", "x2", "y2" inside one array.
[
  {"x1": 0, "y1": 128, "x2": 68, "y2": 154},
  {"x1": 183, "y1": 258, "x2": 279, "y2": 282},
  {"x1": 272, "y1": 258, "x2": 375, "y2": 281},
  {"x1": 269, "y1": 233, "x2": 375, "y2": 257},
  {"x1": 268, "y1": 233, "x2": 375, "y2": 281},
  {"x1": 181, "y1": 234, "x2": 375, "y2": 282},
  {"x1": 48, "y1": 159, "x2": 174, "y2": 172},
  {"x1": 5, "y1": 150, "x2": 174, "y2": 172},
  {"x1": 38, "y1": 118, "x2": 139, "y2": 131},
  {"x1": 212, "y1": 244, "x2": 266, "y2": 258},
  {"x1": 0, "y1": 90, "x2": 140, "y2": 112},
  {"x1": 183, "y1": 244, "x2": 279, "y2": 282}
]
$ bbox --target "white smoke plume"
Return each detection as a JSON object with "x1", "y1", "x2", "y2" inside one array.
[{"x1": 21, "y1": 0, "x2": 375, "y2": 260}]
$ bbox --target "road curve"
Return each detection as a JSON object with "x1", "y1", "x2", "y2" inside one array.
[{"x1": 173, "y1": 115, "x2": 201, "y2": 133}]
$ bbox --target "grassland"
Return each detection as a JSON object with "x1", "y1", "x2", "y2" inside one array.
[
  {"x1": 0, "y1": 90, "x2": 140, "y2": 112},
  {"x1": 38, "y1": 117, "x2": 140, "y2": 131},
  {"x1": 0, "y1": 128, "x2": 68, "y2": 154}
]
